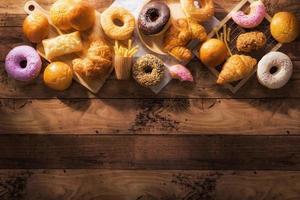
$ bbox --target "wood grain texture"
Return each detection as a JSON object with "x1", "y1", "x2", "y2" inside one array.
[
  {"x1": 0, "y1": 98, "x2": 299, "y2": 134},
  {"x1": 0, "y1": 170, "x2": 300, "y2": 200},
  {"x1": 0, "y1": 135, "x2": 300, "y2": 169}
]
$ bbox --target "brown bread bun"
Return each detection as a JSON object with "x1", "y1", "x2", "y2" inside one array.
[
  {"x1": 23, "y1": 12, "x2": 49, "y2": 43},
  {"x1": 68, "y1": 1, "x2": 96, "y2": 31},
  {"x1": 50, "y1": 0, "x2": 73, "y2": 31},
  {"x1": 199, "y1": 38, "x2": 229, "y2": 68},
  {"x1": 271, "y1": 12, "x2": 299, "y2": 43},
  {"x1": 43, "y1": 62, "x2": 73, "y2": 91}
]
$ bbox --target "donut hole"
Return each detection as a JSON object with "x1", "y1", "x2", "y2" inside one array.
[
  {"x1": 144, "y1": 65, "x2": 153, "y2": 74},
  {"x1": 113, "y1": 18, "x2": 124, "y2": 27},
  {"x1": 270, "y1": 66, "x2": 278, "y2": 74},
  {"x1": 28, "y1": 5, "x2": 35, "y2": 11},
  {"x1": 146, "y1": 8, "x2": 160, "y2": 22},
  {"x1": 20, "y1": 60, "x2": 27, "y2": 69}
]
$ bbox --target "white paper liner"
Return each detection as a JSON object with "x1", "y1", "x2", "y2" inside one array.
[{"x1": 112, "y1": 0, "x2": 220, "y2": 94}]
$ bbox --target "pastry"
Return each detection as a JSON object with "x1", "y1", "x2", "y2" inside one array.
[
  {"x1": 132, "y1": 54, "x2": 165, "y2": 87},
  {"x1": 42, "y1": 31, "x2": 83, "y2": 60},
  {"x1": 232, "y1": 0, "x2": 266, "y2": 28},
  {"x1": 23, "y1": 12, "x2": 49, "y2": 43},
  {"x1": 163, "y1": 18, "x2": 207, "y2": 62},
  {"x1": 50, "y1": 0, "x2": 73, "y2": 31},
  {"x1": 236, "y1": 31, "x2": 266, "y2": 53},
  {"x1": 68, "y1": 1, "x2": 96, "y2": 31},
  {"x1": 73, "y1": 40, "x2": 113, "y2": 78},
  {"x1": 199, "y1": 38, "x2": 229, "y2": 68},
  {"x1": 43, "y1": 62, "x2": 73, "y2": 91},
  {"x1": 180, "y1": 0, "x2": 214, "y2": 22},
  {"x1": 169, "y1": 64, "x2": 194, "y2": 82},
  {"x1": 257, "y1": 52, "x2": 293, "y2": 89},
  {"x1": 217, "y1": 55, "x2": 257, "y2": 84},
  {"x1": 101, "y1": 7, "x2": 135, "y2": 40},
  {"x1": 271, "y1": 12, "x2": 299, "y2": 43},
  {"x1": 138, "y1": 1, "x2": 171, "y2": 36},
  {"x1": 5, "y1": 46, "x2": 42, "y2": 82}
]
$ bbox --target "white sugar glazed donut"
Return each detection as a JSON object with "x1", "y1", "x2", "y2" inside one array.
[{"x1": 257, "y1": 52, "x2": 293, "y2": 89}]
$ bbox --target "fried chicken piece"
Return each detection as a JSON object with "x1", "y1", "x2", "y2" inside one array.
[{"x1": 236, "y1": 31, "x2": 267, "y2": 53}]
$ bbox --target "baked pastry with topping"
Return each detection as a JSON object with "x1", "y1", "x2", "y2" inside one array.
[{"x1": 73, "y1": 40, "x2": 113, "y2": 78}]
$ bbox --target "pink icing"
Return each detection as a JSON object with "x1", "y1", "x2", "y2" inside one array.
[
  {"x1": 232, "y1": 1, "x2": 266, "y2": 28},
  {"x1": 5, "y1": 46, "x2": 42, "y2": 82},
  {"x1": 169, "y1": 65, "x2": 194, "y2": 82}
]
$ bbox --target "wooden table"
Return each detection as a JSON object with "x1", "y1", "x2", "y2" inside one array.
[{"x1": 0, "y1": 0, "x2": 299, "y2": 199}]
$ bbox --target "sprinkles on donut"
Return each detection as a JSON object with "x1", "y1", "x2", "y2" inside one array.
[{"x1": 132, "y1": 54, "x2": 165, "y2": 88}]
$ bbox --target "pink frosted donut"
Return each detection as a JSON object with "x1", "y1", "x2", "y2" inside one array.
[
  {"x1": 169, "y1": 64, "x2": 194, "y2": 82},
  {"x1": 232, "y1": 0, "x2": 266, "y2": 28},
  {"x1": 5, "y1": 46, "x2": 42, "y2": 82}
]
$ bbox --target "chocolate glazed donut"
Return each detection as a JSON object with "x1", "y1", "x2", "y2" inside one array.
[{"x1": 138, "y1": 1, "x2": 171, "y2": 36}]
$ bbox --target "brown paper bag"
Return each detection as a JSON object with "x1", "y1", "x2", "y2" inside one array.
[{"x1": 114, "y1": 56, "x2": 133, "y2": 80}]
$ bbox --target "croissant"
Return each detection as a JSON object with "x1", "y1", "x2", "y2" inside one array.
[
  {"x1": 73, "y1": 40, "x2": 112, "y2": 78},
  {"x1": 217, "y1": 55, "x2": 257, "y2": 85},
  {"x1": 163, "y1": 18, "x2": 207, "y2": 62}
]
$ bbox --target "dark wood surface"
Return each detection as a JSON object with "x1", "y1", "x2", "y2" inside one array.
[{"x1": 0, "y1": 0, "x2": 300, "y2": 199}]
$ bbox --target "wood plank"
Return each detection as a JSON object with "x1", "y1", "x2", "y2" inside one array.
[
  {"x1": 0, "y1": 98, "x2": 299, "y2": 134},
  {"x1": 0, "y1": 135, "x2": 300, "y2": 169},
  {"x1": 2, "y1": 0, "x2": 300, "y2": 15},
  {"x1": 0, "y1": 0, "x2": 113, "y2": 14},
  {"x1": 0, "y1": 170, "x2": 300, "y2": 200},
  {"x1": 0, "y1": 59, "x2": 299, "y2": 99}
]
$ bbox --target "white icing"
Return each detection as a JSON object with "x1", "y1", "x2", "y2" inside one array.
[{"x1": 257, "y1": 52, "x2": 293, "y2": 89}]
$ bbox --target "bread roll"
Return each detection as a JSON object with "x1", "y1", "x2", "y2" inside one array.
[
  {"x1": 68, "y1": 1, "x2": 96, "y2": 31},
  {"x1": 50, "y1": 0, "x2": 73, "y2": 31},
  {"x1": 43, "y1": 62, "x2": 73, "y2": 91},
  {"x1": 199, "y1": 39, "x2": 228, "y2": 67},
  {"x1": 271, "y1": 12, "x2": 299, "y2": 43},
  {"x1": 23, "y1": 12, "x2": 49, "y2": 43}
]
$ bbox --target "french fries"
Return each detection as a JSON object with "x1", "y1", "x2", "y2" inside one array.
[
  {"x1": 114, "y1": 39, "x2": 138, "y2": 57},
  {"x1": 215, "y1": 25, "x2": 232, "y2": 56}
]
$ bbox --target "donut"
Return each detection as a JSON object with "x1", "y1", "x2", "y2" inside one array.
[
  {"x1": 232, "y1": 0, "x2": 266, "y2": 29},
  {"x1": 138, "y1": 2, "x2": 171, "y2": 36},
  {"x1": 180, "y1": 0, "x2": 214, "y2": 22},
  {"x1": 101, "y1": 7, "x2": 135, "y2": 40},
  {"x1": 257, "y1": 52, "x2": 293, "y2": 89},
  {"x1": 133, "y1": 54, "x2": 165, "y2": 88},
  {"x1": 5, "y1": 45, "x2": 42, "y2": 82}
]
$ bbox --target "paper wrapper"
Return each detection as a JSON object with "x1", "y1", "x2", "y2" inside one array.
[{"x1": 114, "y1": 56, "x2": 133, "y2": 80}]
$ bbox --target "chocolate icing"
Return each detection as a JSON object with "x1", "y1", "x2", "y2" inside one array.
[{"x1": 138, "y1": 1, "x2": 171, "y2": 35}]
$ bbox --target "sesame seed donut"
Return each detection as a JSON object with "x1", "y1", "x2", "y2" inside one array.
[
  {"x1": 257, "y1": 52, "x2": 293, "y2": 89},
  {"x1": 232, "y1": 0, "x2": 266, "y2": 29},
  {"x1": 133, "y1": 54, "x2": 165, "y2": 88},
  {"x1": 100, "y1": 7, "x2": 135, "y2": 40}
]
